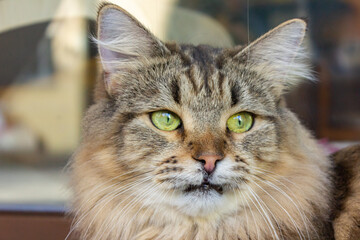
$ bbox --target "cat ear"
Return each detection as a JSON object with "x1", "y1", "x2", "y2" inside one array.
[
  {"x1": 96, "y1": 4, "x2": 168, "y2": 76},
  {"x1": 236, "y1": 19, "x2": 312, "y2": 93}
]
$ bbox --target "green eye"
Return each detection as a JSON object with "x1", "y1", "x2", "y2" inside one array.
[
  {"x1": 151, "y1": 110, "x2": 181, "y2": 131},
  {"x1": 227, "y1": 112, "x2": 254, "y2": 133}
]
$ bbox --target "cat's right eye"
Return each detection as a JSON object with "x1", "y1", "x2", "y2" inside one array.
[{"x1": 151, "y1": 110, "x2": 181, "y2": 131}]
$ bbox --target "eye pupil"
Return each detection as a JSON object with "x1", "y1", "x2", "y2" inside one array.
[{"x1": 237, "y1": 116, "x2": 242, "y2": 126}]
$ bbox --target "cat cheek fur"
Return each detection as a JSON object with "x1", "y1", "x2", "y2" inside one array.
[{"x1": 69, "y1": 3, "x2": 335, "y2": 240}]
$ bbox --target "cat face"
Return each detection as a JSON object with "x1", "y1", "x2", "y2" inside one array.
[
  {"x1": 76, "y1": 4, "x2": 322, "y2": 221},
  {"x1": 101, "y1": 46, "x2": 287, "y2": 216}
]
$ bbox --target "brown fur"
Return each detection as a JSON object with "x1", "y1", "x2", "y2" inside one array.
[
  {"x1": 67, "y1": 3, "x2": 359, "y2": 240},
  {"x1": 332, "y1": 145, "x2": 360, "y2": 239}
]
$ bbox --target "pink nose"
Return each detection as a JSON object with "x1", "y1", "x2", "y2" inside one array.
[{"x1": 195, "y1": 154, "x2": 223, "y2": 174}]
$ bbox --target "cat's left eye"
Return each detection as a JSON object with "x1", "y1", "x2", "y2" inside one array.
[
  {"x1": 227, "y1": 112, "x2": 254, "y2": 133},
  {"x1": 151, "y1": 110, "x2": 181, "y2": 131}
]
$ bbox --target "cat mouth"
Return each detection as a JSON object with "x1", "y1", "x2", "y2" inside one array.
[{"x1": 184, "y1": 181, "x2": 223, "y2": 195}]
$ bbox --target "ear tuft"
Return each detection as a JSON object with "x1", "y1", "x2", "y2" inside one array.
[
  {"x1": 237, "y1": 19, "x2": 313, "y2": 93},
  {"x1": 95, "y1": 4, "x2": 166, "y2": 73}
]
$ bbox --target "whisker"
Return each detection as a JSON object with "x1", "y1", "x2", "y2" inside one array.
[
  {"x1": 252, "y1": 167, "x2": 301, "y2": 189},
  {"x1": 250, "y1": 179, "x2": 304, "y2": 240},
  {"x1": 247, "y1": 184, "x2": 281, "y2": 240},
  {"x1": 79, "y1": 176, "x2": 152, "y2": 239},
  {"x1": 71, "y1": 169, "x2": 145, "y2": 212},
  {"x1": 121, "y1": 184, "x2": 172, "y2": 239},
  {"x1": 96, "y1": 183, "x2": 159, "y2": 239},
  {"x1": 250, "y1": 187, "x2": 284, "y2": 240},
  {"x1": 252, "y1": 174, "x2": 313, "y2": 239},
  {"x1": 244, "y1": 189, "x2": 278, "y2": 240},
  {"x1": 66, "y1": 171, "x2": 149, "y2": 240},
  {"x1": 238, "y1": 190, "x2": 259, "y2": 239}
]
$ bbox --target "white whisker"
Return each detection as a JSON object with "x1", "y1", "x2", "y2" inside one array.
[
  {"x1": 239, "y1": 190, "x2": 259, "y2": 239},
  {"x1": 80, "y1": 176, "x2": 152, "y2": 239},
  {"x1": 244, "y1": 189, "x2": 278, "y2": 240},
  {"x1": 250, "y1": 179, "x2": 304, "y2": 239},
  {"x1": 252, "y1": 173, "x2": 313, "y2": 239},
  {"x1": 247, "y1": 184, "x2": 281, "y2": 240},
  {"x1": 97, "y1": 183, "x2": 159, "y2": 239}
]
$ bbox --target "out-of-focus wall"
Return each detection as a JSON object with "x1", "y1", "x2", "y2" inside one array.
[
  {"x1": 0, "y1": 0, "x2": 96, "y2": 154},
  {"x1": 105, "y1": 0, "x2": 233, "y2": 47},
  {"x1": 0, "y1": 0, "x2": 233, "y2": 155}
]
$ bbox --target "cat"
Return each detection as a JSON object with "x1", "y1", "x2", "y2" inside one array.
[{"x1": 68, "y1": 3, "x2": 360, "y2": 240}]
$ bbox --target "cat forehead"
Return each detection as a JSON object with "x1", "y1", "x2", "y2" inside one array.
[
  {"x1": 177, "y1": 44, "x2": 223, "y2": 65},
  {"x1": 172, "y1": 44, "x2": 275, "y2": 111},
  {"x1": 97, "y1": 7, "x2": 309, "y2": 107},
  {"x1": 113, "y1": 43, "x2": 277, "y2": 118}
]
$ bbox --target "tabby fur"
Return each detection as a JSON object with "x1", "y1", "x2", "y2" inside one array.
[{"x1": 68, "y1": 3, "x2": 359, "y2": 240}]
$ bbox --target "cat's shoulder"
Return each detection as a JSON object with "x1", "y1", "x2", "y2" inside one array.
[{"x1": 332, "y1": 144, "x2": 360, "y2": 240}]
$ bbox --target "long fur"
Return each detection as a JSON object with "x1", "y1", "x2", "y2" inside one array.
[{"x1": 67, "y1": 4, "x2": 342, "y2": 240}]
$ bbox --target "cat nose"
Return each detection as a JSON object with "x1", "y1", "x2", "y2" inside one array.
[{"x1": 194, "y1": 153, "x2": 224, "y2": 174}]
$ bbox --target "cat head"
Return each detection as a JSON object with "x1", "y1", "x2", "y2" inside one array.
[{"x1": 81, "y1": 3, "x2": 321, "y2": 218}]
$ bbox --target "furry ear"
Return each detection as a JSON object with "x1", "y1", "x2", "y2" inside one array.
[
  {"x1": 95, "y1": 4, "x2": 168, "y2": 82},
  {"x1": 236, "y1": 19, "x2": 312, "y2": 93}
]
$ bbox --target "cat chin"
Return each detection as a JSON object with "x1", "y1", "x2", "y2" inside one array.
[{"x1": 170, "y1": 190, "x2": 235, "y2": 217}]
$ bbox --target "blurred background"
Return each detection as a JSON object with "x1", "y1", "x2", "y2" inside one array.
[{"x1": 0, "y1": 0, "x2": 359, "y2": 237}]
